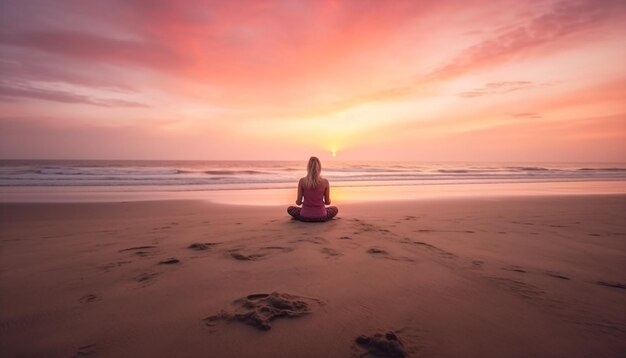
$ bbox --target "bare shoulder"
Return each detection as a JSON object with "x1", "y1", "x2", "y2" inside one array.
[{"x1": 322, "y1": 178, "x2": 330, "y2": 187}]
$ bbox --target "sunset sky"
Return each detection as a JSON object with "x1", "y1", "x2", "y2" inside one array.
[{"x1": 0, "y1": 0, "x2": 624, "y2": 162}]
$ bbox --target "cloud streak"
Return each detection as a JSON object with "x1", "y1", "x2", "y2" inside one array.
[
  {"x1": 459, "y1": 81, "x2": 538, "y2": 98},
  {"x1": 510, "y1": 112, "x2": 543, "y2": 119},
  {"x1": 0, "y1": 83, "x2": 148, "y2": 108},
  {"x1": 1, "y1": 31, "x2": 186, "y2": 71},
  {"x1": 428, "y1": 0, "x2": 626, "y2": 81}
]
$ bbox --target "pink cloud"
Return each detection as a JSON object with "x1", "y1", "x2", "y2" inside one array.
[
  {"x1": 458, "y1": 81, "x2": 538, "y2": 98},
  {"x1": 0, "y1": 56, "x2": 136, "y2": 91},
  {"x1": 1, "y1": 31, "x2": 186, "y2": 71},
  {"x1": 2, "y1": 0, "x2": 623, "y2": 109},
  {"x1": 428, "y1": 0, "x2": 626, "y2": 81},
  {"x1": 0, "y1": 83, "x2": 148, "y2": 108},
  {"x1": 1, "y1": 1, "x2": 457, "y2": 103},
  {"x1": 510, "y1": 112, "x2": 543, "y2": 119}
]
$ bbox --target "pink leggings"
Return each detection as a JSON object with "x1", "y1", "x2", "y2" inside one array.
[{"x1": 287, "y1": 206, "x2": 338, "y2": 222}]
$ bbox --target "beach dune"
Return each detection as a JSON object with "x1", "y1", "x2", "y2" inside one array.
[{"x1": 0, "y1": 195, "x2": 625, "y2": 357}]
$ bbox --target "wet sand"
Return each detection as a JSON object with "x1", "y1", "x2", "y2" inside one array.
[{"x1": 0, "y1": 195, "x2": 625, "y2": 357}]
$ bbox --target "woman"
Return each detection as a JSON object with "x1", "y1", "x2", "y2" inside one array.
[{"x1": 287, "y1": 156, "x2": 338, "y2": 222}]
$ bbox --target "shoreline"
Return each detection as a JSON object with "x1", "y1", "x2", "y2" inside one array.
[{"x1": 0, "y1": 180, "x2": 624, "y2": 205}]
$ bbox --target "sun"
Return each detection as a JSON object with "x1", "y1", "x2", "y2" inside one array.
[{"x1": 331, "y1": 150, "x2": 337, "y2": 157}]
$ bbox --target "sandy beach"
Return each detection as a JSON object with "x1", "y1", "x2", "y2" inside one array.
[
  {"x1": 1, "y1": 195, "x2": 625, "y2": 357},
  {"x1": 3, "y1": 0, "x2": 626, "y2": 356}
]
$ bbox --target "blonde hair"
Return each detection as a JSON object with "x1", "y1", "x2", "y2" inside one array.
[{"x1": 304, "y1": 156, "x2": 322, "y2": 189}]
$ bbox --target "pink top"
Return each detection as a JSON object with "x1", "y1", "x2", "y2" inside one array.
[{"x1": 300, "y1": 183, "x2": 327, "y2": 218}]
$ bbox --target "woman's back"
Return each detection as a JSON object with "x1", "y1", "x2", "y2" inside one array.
[{"x1": 300, "y1": 179, "x2": 327, "y2": 217}]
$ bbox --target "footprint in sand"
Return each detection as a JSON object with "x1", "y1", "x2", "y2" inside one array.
[
  {"x1": 99, "y1": 260, "x2": 132, "y2": 272},
  {"x1": 596, "y1": 281, "x2": 626, "y2": 290},
  {"x1": 410, "y1": 241, "x2": 457, "y2": 259},
  {"x1": 158, "y1": 258, "x2": 180, "y2": 265},
  {"x1": 204, "y1": 292, "x2": 323, "y2": 331},
  {"x1": 230, "y1": 252, "x2": 264, "y2": 261},
  {"x1": 119, "y1": 246, "x2": 157, "y2": 257},
  {"x1": 73, "y1": 344, "x2": 96, "y2": 357},
  {"x1": 79, "y1": 294, "x2": 100, "y2": 304},
  {"x1": 338, "y1": 236, "x2": 361, "y2": 249},
  {"x1": 135, "y1": 272, "x2": 160, "y2": 286},
  {"x1": 119, "y1": 246, "x2": 157, "y2": 252},
  {"x1": 354, "y1": 222, "x2": 395, "y2": 236},
  {"x1": 367, "y1": 248, "x2": 414, "y2": 263},
  {"x1": 291, "y1": 236, "x2": 328, "y2": 245},
  {"x1": 354, "y1": 331, "x2": 409, "y2": 358},
  {"x1": 321, "y1": 247, "x2": 342, "y2": 258},
  {"x1": 367, "y1": 247, "x2": 388, "y2": 255},
  {"x1": 229, "y1": 246, "x2": 293, "y2": 261},
  {"x1": 188, "y1": 242, "x2": 218, "y2": 251},
  {"x1": 502, "y1": 265, "x2": 527, "y2": 273},
  {"x1": 545, "y1": 271, "x2": 570, "y2": 280},
  {"x1": 415, "y1": 229, "x2": 473, "y2": 234}
]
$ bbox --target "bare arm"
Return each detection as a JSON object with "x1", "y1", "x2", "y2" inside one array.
[
  {"x1": 324, "y1": 180, "x2": 331, "y2": 205},
  {"x1": 296, "y1": 179, "x2": 303, "y2": 206}
]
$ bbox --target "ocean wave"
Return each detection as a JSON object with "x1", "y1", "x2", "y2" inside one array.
[
  {"x1": 204, "y1": 170, "x2": 269, "y2": 175},
  {"x1": 37, "y1": 168, "x2": 83, "y2": 175},
  {"x1": 326, "y1": 167, "x2": 414, "y2": 173},
  {"x1": 437, "y1": 169, "x2": 468, "y2": 173},
  {"x1": 578, "y1": 167, "x2": 626, "y2": 171},
  {"x1": 505, "y1": 166, "x2": 552, "y2": 171},
  {"x1": 35, "y1": 167, "x2": 181, "y2": 176},
  {"x1": 1, "y1": 160, "x2": 625, "y2": 188},
  {"x1": 436, "y1": 169, "x2": 495, "y2": 173}
]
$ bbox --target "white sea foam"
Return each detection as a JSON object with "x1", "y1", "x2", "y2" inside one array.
[{"x1": 0, "y1": 160, "x2": 625, "y2": 189}]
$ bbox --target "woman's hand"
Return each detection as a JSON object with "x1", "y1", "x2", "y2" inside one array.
[{"x1": 296, "y1": 199, "x2": 302, "y2": 206}]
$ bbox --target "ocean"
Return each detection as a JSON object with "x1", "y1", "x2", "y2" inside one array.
[{"x1": 1, "y1": 160, "x2": 625, "y2": 203}]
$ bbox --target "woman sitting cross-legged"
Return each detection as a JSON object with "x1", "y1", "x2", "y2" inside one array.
[{"x1": 287, "y1": 156, "x2": 338, "y2": 222}]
